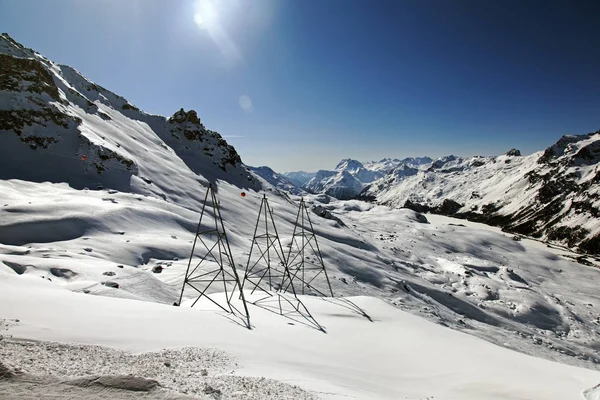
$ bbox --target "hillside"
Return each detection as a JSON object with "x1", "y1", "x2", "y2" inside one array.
[
  {"x1": 0, "y1": 32, "x2": 259, "y2": 209},
  {"x1": 361, "y1": 137, "x2": 600, "y2": 255}
]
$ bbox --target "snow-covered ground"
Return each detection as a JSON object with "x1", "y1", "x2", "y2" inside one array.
[
  {"x1": 1, "y1": 178, "x2": 600, "y2": 399},
  {"x1": 1, "y1": 273, "x2": 599, "y2": 400}
]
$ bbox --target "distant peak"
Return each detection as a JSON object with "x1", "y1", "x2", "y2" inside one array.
[
  {"x1": 335, "y1": 158, "x2": 364, "y2": 170},
  {"x1": 0, "y1": 32, "x2": 18, "y2": 44},
  {"x1": 0, "y1": 32, "x2": 35, "y2": 58}
]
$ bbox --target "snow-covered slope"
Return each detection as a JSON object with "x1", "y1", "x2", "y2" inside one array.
[
  {"x1": 2, "y1": 34, "x2": 600, "y2": 399},
  {"x1": 247, "y1": 165, "x2": 306, "y2": 196},
  {"x1": 362, "y1": 137, "x2": 600, "y2": 254},
  {"x1": 303, "y1": 169, "x2": 365, "y2": 200},
  {"x1": 0, "y1": 32, "x2": 259, "y2": 208},
  {"x1": 2, "y1": 273, "x2": 600, "y2": 400},
  {"x1": 1, "y1": 179, "x2": 600, "y2": 398}
]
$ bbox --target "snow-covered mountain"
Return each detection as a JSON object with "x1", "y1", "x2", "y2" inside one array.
[
  {"x1": 362, "y1": 137, "x2": 600, "y2": 254},
  {"x1": 247, "y1": 165, "x2": 306, "y2": 196},
  {"x1": 364, "y1": 156, "x2": 433, "y2": 173},
  {"x1": 0, "y1": 32, "x2": 259, "y2": 207},
  {"x1": 2, "y1": 33, "x2": 600, "y2": 399},
  {"x1": 293, "y1": 157, "x2": 433, "y2": 200},
  {"x1": 280, "y1": 170, "x2": 315, "y2": 187},
  {"x1": 301, "y1": 159, "x2": 385, "y2": 199}
]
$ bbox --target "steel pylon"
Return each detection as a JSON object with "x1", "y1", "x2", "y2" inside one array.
[
  {"x1": 177, "y1": 184, "x2": 251, "y2": 329},
  {"x1": 242, "y1": 194, "x2": 291, "y2": 294},
  {"x1": 282, "y1": 198, "x2": 372, "y2": 321},
  {"x1": 282, "y1": 198, "x2": 334, "y2": 296},
  {"x1": 242, "y1": 195, "x2": 324, "y2": 331}
]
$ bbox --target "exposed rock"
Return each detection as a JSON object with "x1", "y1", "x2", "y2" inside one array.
[
  {"x1": 414, "y1": 213, "x2": 429, "y2": 224},
  {"x1": 167, "y1": 108, "x2": 242, "y2": 171},
  {"x1": 50, "y1": 268, "x2": 77, "y2": 279},
  {"x1": 311, "y1": 205, "x2": 345, "y2": 226},
  {"x1": 151, "y1": 266, "x2": 163, "y2": 274}
]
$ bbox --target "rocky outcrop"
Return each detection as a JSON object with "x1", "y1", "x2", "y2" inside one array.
[{"x1": 167, "y1": 108, "x2": 243, "y2": 172}]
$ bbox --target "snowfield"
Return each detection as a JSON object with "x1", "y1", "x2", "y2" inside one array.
[
  {"x1": 1, "y1": 273, "x2": 599, "y2": 400},
  {"x1": 1, "y1": 32, "x2": 600, "y2": 399},
  {"x1": 1, "y1": 178, "x2": 600, "y2": 399}
]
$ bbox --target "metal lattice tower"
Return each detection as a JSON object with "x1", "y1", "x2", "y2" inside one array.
[
  {"x1": 282, "y1": 198, "x2": 334, "y2": 297},
  {"x1": 242, "y1": 195, "x2": 291, "y2": 294},
  {"x1": 242, "y1": 195, "x2": 324, "y2": 331},
  {"x1": 282, "y1": 198, "x2": 372, "y2": 322},
  {"x1": 177, "y1": 184, "x2": 251, "y2": 328}
]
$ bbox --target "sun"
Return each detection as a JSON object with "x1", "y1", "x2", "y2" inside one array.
[
  {"x1": 191, "y1": 0, "x2": 243, "y2": 63},
  {"x1": 193, "y1": 0, "x2": 219, "y2": 30}
]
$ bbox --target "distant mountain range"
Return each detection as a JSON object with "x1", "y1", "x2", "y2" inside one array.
[
  {"x1": 280, "y1": 136, "x2": 600, "y2": 254},
  {"x1": 282, "y1": 157, "x2": 432, "y2": 200}
]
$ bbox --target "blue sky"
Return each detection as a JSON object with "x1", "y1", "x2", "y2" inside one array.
[{"x1": 1, "y1": 0, "x2": 599, "y2": 172}]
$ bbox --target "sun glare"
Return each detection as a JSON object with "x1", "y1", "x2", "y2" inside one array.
[
  {"x1": 192, "y1": 0, "x2": 243, "y2": 63},
  {"x1": 194, "y1": 0, "x2": 219, "y2": 30}
]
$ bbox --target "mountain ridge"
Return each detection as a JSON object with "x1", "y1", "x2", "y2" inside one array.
[
  {"x1": 360, "y1": 133, "x2": 600, "y2": 254},
  {"x1": 0, "y1": 32, "x2": 259, "y2": 207}
]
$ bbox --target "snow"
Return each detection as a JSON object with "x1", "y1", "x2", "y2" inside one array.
[
  {"x1": 248, "y1": 166, "x2": 306, "y2": 196},
  {"x1": 2, "y1": 32, "x2": 600, "y2": 399},
  {"x1": 1, "y1": 179, "x2": 600, "y2": 398},
  {"x1": 302, "y1": 159, "x2": 386, "y2": 199},
  {"x1": 363, "y1": 157, "x2": 433, "y2": 173},
  {"x1": 1, "y1": 340, "x2": 315, "y2": 399},
  {"x1": 1, "y1": 273, "x2": 599, "y2": 400},
  {"x1": 298, "y1": 157, "x2": 436, "y2": 200}
]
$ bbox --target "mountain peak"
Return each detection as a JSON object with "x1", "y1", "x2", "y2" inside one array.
[
  {"x1": 169, "y1": 108, "x2": 202, "y2": 127},
  {"x1": 335, "y1": 158, "x2": 364, "y2": 171}
]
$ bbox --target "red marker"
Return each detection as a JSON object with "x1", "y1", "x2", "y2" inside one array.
[
  {"x1": 81, "y1": 155, "x2": 87, "y2": 161},
  {"x1": 241, "y1": 192, "x2": 246, "y2": 198}
]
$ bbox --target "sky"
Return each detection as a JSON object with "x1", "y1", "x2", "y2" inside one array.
[{"x1": 1, "y1": 0, "x2": 600, "y2": 172}]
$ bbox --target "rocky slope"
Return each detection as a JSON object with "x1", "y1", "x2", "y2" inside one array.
[
  {"x1": 0, "y1": 33, "x2": 259, "y2": 206},
  {"x1": 361, "y1": 135, "x2": 600, "y2": 255},
  {"x1": 247, "y1": 165, "x2": 306, "y2": 196}
]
